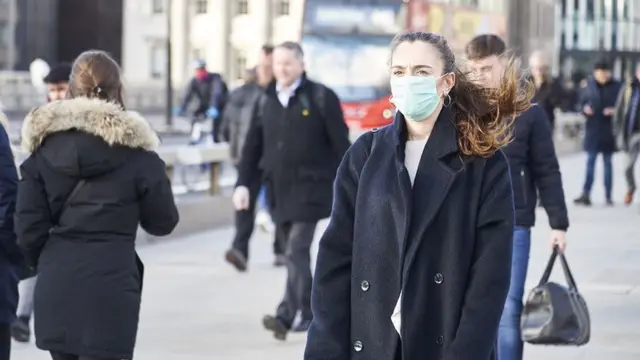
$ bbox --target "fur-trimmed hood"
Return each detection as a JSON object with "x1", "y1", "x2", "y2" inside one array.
[{"x1": 21, "y1": 97, "x2": 159, "y2": 153}]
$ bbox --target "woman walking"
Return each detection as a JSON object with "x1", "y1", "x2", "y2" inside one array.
[
  {"x1": 15, "y1": 50, "x2": 179, "y2": 360},
  {"x1": 304, "y1": 32, "x2": 533, "y2": 360}
]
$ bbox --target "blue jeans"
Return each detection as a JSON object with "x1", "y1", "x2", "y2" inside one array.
[
  {"x1": 582, "y1": 151, "x2": 613, "y2": 199},
  {"x1": 498, "y1": 227, "x2": 531, "y2": 360},
  {"x1": 258, "y1": 186, "x2": 269, "y2": 211}
]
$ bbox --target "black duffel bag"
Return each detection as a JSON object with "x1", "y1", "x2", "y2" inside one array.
[{"x1": 521, "y1": 247, "x2": 590, "y2": 346}]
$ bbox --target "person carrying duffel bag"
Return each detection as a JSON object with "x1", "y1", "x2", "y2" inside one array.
[{"x1": 521, "y1": 246, "x2": 591, "y2": 346}]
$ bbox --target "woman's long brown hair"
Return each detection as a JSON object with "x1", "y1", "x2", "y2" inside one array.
[{"x1": 390, "y1": 32, "x2": 535, "y2": 158}]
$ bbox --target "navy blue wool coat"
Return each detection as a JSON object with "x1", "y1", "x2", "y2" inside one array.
[
  {"x1": 0, "y1": 114, "x2": 20, "y2": 325},
  {"x1": 305, "y1": 108, "x2": 515, "y2": 360},
  {"x1": 577, "y1": 77, "x2": 622, "y2": 153}
]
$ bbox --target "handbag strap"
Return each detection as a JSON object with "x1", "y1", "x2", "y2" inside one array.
[
  {"x1": 56, "y1": 179, "x2": 86, "y2": 223},
  {"x1": 537, "y1": 249, "x2": 557, "y2": 286},
  {"x1": 537, "y1": 246, "x2": 579, "y2": 290},
  {"x1": 559, "y1": 252, "x2": 579, "y2": 291}
]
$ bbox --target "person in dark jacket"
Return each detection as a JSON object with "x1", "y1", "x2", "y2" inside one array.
[
  {"x1": 14, "y1": 50, "x2": 179, "y2": 360},
  {"x1": 233, "y1": 41, "x2": 351, "y2": 339},
  {"x1": 466, "y1": 34, "x2": 570, "y2": 360},
  {"x1": 529, "y1": 50, "x2": 565, "y2": 131},
  {"x1": 221, "y1": 45, "x2": 285, "y2": 271},
  {"x1": 175, "y1": 59, "x2": 228, "y2": 144},
  {"x1": 11, "y1": 62, "x2": 73, "y2": 345},
  {"x1": 613, "y1": 64, "x2": 640, "y2": 205},
  {"x1": 0, "y1": 111, "x2": 21, "y2": 360},
  {"x1": 574, "y1": 60, "x2": 622, "y2": 206},
  {"x1": 304, "y1": 31, "x2": 533, "y2": 360}
]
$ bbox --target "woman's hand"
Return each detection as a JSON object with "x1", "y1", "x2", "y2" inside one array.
[{"x1": 550, "y1": 229, "x2": 567, "y2": 253}]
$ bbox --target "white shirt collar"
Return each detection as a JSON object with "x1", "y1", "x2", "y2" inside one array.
[{"x1": 276, "y1": 77, "x2": 302, "y2": 95}]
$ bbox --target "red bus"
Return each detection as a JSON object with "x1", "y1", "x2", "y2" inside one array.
[{"x1": 300, "y1": 0, "x2": 405, "y2": 130}]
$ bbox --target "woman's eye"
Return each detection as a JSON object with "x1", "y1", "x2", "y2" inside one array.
[
  {"x1": 392, "y1": 71, "x2": 403, "y2": 76},
  {"x1": 416, "y1": 70, "x2": 429, "y2": 75}
]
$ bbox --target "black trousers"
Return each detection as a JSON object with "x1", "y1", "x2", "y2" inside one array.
[
  {"x1": 50, "y1": 352, "x2": 121, "y2": 360},
  {"x1": 275, "y1": 221, "x2": 317, "y2": 327},
  {"x1": 0, "y1": 324, "x2": 9, "y2": 360},
  {"x1": 231, "y1": 171, "x2": 283, "y2": 259}
]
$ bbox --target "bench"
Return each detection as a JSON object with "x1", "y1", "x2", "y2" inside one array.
[{"x1": 157, "y1": 143, "x2": 230, "y2": 196}]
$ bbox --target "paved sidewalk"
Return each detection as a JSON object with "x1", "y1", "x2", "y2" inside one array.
[{"x1": 11, "y1": 153, "x2": 640, "y2": 359}]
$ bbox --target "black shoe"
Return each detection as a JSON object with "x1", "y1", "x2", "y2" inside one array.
[
  {"x1": 10, "y1": 318, "x2": 30, "y2": 343},
  {"x1": 573, "y1": 194, "x2": 592, "y2": 206},
  {"x1": 262, "y1": 315, "x2": 288, "y2": 341},
  {"x1": 224, "y1": 249, "x2": 247, "y2": 272},
  {"x1": 273, "y1": 254, "x2": 286, "y2": 267},
  {"x1": 291, "y1": 319, "x2": 312, "y2": 332},
  {"x1": 606, "y1": 198, "x2": 614, "y2": 206}
]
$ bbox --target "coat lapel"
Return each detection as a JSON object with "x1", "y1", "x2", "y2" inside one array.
[{"x1": 398, "y1": 107, "x2": 460, "y2": 284}]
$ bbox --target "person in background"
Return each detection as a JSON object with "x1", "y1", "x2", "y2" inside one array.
[
  {"x1": 0, "y1": 109, "x2": 21, "y2": 360},
  {"x1": 43, "y1": 63, "x2": 72, "y2": 102},
  {"x1": 304, "y1": 31, "x2": 532, "y2": 360},
  {"x1": 15, "y1": 50, "x2": 179, "y2": 360},
  {"x1": 574, "y1": 60, "x2": 622, "y2": 206},
  {"x1": 529, "y1": 51, "x2": 565, "y2": 132},
  {"x1": 175, "y1": 60, "x2": 228, "y2": 144},
  {"x1": 233, "y1": 41, "x2": 350, "y2": 340},
  {"x1": 466, "y1": 34, "x2": 569, "y2": 360},
  {"x1": 10, "y1": 62, "x2": 73, "y2": 344},
  {"x1": 221, "y1": 44, "x2": 285, "y2": 271},
  {"x1": 613, "y1": 64, "x2": 640, "y2": 205}
]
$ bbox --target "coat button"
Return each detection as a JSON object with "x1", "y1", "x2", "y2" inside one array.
[
  {"x1": 436, "y1": 335, "x2": 444, "y2": 345},
  {"x1": 353, "y1": 340, "x2": 363, "y2": 352},
  {"x1": 434, "y1": 273, "x2": 444, "y2": 284},
  {"x1": 360, "y1": 280, "x2": 370, "y2": 292}
]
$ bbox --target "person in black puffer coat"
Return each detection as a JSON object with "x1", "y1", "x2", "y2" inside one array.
[{"x1": 15, "y1": 50, "x2": 179, "y2": 360}]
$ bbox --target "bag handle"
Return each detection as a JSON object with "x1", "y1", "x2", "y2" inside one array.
[
  {"x1": 559, "y1": 251, "x2": 579, "y2": 291},
  {"x1": 537, "y1": 246, "x2": 579, "y2": 290}
]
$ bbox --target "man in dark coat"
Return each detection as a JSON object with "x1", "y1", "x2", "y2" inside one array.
[
  {"x1": 613, "y1": 64, "x2": 640, "y2": 205},
  {"x1": 15, "y1": 96, "x2": 179, "y2": 360},
  {"x1": 0, "y1": 110, "x2": 21, "y2": 360},
  {"x1": 175, "y1": 59, "x2": 228, "y2": 144},
  {"x1": 221, "y1": 45, "x2": 286, "y2": 271},
  {"x1": 574, "y1": 60, "x2": 622, "y2": 206},
  {"x1": 11, "y1": 62, "x2": 73, "y2": 344},
  {"x1": 466, "y1": 34, "x2": 570, "y2": 360},
  {"x1": 233, "y1": 41, "x2": 350, "y2": 339},
  {"x1": 529, "y1": 50, "x2": 566, "y2": 132}
]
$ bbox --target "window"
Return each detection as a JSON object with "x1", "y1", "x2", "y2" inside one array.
[
  {"x1": 152, "y1": 0, "x2": 164, "y2": 14},
  {"x1": 192, "y1": 48, "x2": 203, "y2": 61},
  {"x1": 233, "y1": 49, "x2": 247, "y2": 80},
  {"x1": 236, "y1": 0, "x2": 249, "y2": 15},
  {"x1": 0, "y1": 22, "x2": 7, "y2": 47},
  {"x1": 276, "y1": 0, "x2": 290, "y2": 16},
  {"x1": 194, "y1": 0, "x2": 208, "y2": 14},
  {"x1": 150, "y1": 43, "x2": 166, "y2": 79}
]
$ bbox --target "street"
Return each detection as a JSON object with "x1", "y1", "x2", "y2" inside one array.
[{"x1": 9, "y1": 153, "x2": 640, "y2": 360}]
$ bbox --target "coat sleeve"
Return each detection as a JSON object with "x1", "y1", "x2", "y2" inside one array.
[
  {"x1": 613, "y1": 82, "x2": 628, "y2": 137},
  {"x1": 0, "y1": 121, "x2": 21, "y2": 266},
  {"x1": 304, "y1": 136, "x2": 367, "y2": 360},
  {"x1": 321, "y1": 87, "x2": 351, "y2": 162},
  {"x1": 138, "y1": 153, "x2": 179, "y2": 236},
  {"x1": 15, "y1": 156, "x2": 52, "y2": 269},
  {"x1": 528, "y1": 105, "x2": 569, "y2": 230},
  {"x1": 235, "y1": 99, "x2": 264, "y2": 188},
  {"x1": 445, "y1": 150, "x2": 514, "y2": 360}
]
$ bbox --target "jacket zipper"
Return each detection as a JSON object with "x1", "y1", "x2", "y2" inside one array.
[{"x1": 520, "y1": 169, "x2": 528, "y2": 205}]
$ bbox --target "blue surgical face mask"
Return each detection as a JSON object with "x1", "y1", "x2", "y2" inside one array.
[{"x1": 390, "y1": 76, "x2": 443, "y2": 122}]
